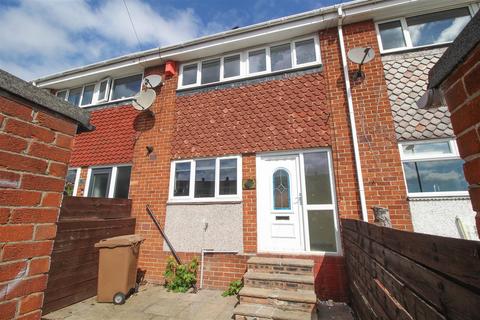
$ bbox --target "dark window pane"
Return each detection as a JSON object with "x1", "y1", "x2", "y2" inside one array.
[
  {"x1": 67, "y1": 87, "x2": 82, "y2": 106},
  {"x1": 378, "y1": 20, "x2": 406, "y2": 50},
  {"x1": 195, "y1": 159, "x2": 215, "y2": 197},
  {"x1": 273, "y1": 169, "x2": 290, "y2": 210},
  {"x1": 220, "y1": 159, "x2": 237, "y2": 195},
  {"x1": 270, "y1": 43, "x2": 292, "y2": 71},
  {"x1": 248, "y1": 49, "x2": 266, "y2": 73},
  {"x1": 402, "y1": 142, "x2": 451, "y2": 156},
  {"x1": 407, "y1": 8, "x2": 470, "y2": 47},
  {"x1": 403, "y1": 160, "x2": 468, "y2": 193},
  {"x1": 201, "y1": 58, "x2": 220, "y2": 84},
  {"x1": 98, "y1": 80, "x2": 108, "y2": 101},
  {"x1": 57, "y1": 90, "x2": 67, "y2": 100},
  {"x1": 295, "y1": 39, "x2": 316, "y2": 64},
  {"x1": 182, "y1": 64, "x2": 198, "y2": 86},
  {"x1": 304, "y1": 152, "x2": 332, "y2": 205},
  {"x1": 111, "y1": 74, "x2": 142, "y2": 100},
  {"x1": 308, "y1": 210, "x2": 337, "y2": 252},
  {"x1": 224, "y1": 55, "x2": 240, "y2": 78},
  {"x1": 174, "y1": 162, "x2": 191, "y2": 197},
  {"x1": 81, "y1": 84, "x2": 95, "y2": 106},
  {"x1": 88, "y1": 168, "x2": 112, "y2": 198},
  {"x1": 114, "y1": 166, "x2": 131, "y2": 199},
  {"x1": 64, "y1": 169, "x2": 77, "y2": 196}
]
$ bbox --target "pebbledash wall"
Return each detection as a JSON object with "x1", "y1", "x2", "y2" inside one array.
[
  {"x1": 128, "y1": 19, "x2": 411, "y2": 302},
  {"x1": 0, "y1": 71, "x2": 89, "y2": 320}
]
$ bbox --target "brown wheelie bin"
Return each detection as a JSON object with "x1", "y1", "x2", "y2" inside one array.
[{"x1": 94, "y1": 234, "x2": 145, "y2": 304}]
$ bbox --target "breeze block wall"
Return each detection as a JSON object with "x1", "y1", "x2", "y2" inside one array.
[
  {"x1": 0, "y1": 97, "x2": 78, "y2": 320},
  {"x1": 320, "y1": 20, "x2": 412, "y2": 231},
  {"x1": 439, "y1": 43, "x2": 480, "y2": 230}
]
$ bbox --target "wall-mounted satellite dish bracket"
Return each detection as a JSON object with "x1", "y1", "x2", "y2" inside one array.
[
  {"x1": 143, "y1": 74, "x2": 163, "y2": 90},
  {"x1": 347, "y1": 47, "x2": 375, "y2": 81}
]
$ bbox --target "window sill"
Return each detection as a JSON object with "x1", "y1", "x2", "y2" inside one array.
[
  {"x1": 407, "y1": 192, "x2": 470, "y2": 201},
  {"x1": 380, "y1": 42, "x2": 451, "y2": 56},
  {"x1": 167, "y1": 198, "x2": 242, "y2": 205}
]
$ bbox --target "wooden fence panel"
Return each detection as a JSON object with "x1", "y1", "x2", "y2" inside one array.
[
  {"x1": 342, "y1": 219, "x2": 480, "y2": 320},
  {"x1": 43, "y1": 197, "x2": 135, "y2": 314}
]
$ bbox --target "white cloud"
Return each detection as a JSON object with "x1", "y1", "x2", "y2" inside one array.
[{"x1": 0, "y1": 0, "x2": 228, "y2": 80}]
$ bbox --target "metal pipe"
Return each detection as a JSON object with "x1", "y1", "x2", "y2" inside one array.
[
  {"x1": 200, "y1": 249, "x2": 239, "y2": 289},
  {"x1": 337, "y1": 7, "x2": 368, "y2": 222}
]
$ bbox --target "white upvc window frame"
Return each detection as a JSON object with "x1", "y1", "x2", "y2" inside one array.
[
  {"x1": 65, "y1": 167, "x2": 81, "y2": 197},
  {"x1": 109, "y1": 72, "x2": 144, "y2": 103},
  {"x1": 177, "y1": 34, "x2": 321, "y2": 90},
  {"x1": 398, "y1": 139, "x2": 469, "y2": 198},
  {"x1": 375, "y1": 4, "x2": 476, "y2": 54},
  {"x1": 84, "y1": 164, "x2": 132, "y2": 199},
  {"x1": 169, "y1": 155, "x2": 242, "y2": 203},
  {"x1": 79, "y1": 82, "x2": 96, "y2": 107}
]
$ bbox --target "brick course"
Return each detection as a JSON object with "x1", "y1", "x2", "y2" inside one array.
[
  {"x1": 0, "y1": 95, "x2": 78, "y2": 319},
  {"x1": 440, "y1": 43, "x2": 480, "y2": 230}
]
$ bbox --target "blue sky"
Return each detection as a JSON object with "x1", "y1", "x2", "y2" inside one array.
[{"x1": 0, "y1": 0, "x2": 348, "y2": 81}]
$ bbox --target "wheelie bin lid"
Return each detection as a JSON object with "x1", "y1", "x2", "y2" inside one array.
[{"x1": 95, "y1": 234, "x2": 145, "y2": 248}]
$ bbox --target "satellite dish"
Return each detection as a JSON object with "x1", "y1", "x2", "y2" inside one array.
[
  {"x1": 348, "y1": 47, "x2": 375, "y2": 64},
  {"x1": 132, "y1": 88, "x2": 156, "y2": 111},
  {"x1": 143, "y1": 74, "x2": 163, "y2": 89},
  {"x1": 347, "y1": 47, "x2": 375, "y2": 81}
]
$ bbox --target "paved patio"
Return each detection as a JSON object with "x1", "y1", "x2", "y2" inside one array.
[{"x1": 42, "y1": 284, "x2": 354, "y2": 320}]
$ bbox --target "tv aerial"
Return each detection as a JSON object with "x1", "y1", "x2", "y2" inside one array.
[
  {"x1": 132, "y1": 74, "x2": 162, "y2": 111},
  {"x1": 347, "y1": 47, "x2": 374, "y2": 81}
]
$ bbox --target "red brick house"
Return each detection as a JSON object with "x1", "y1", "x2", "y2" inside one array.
[{"x1": 34, "y1": 0, "x2": 479, "y2": 304}]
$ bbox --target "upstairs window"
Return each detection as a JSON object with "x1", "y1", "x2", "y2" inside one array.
[
  {"x1": 377, "y1": 6, "x2": 473, "y2": 52},
  {"x1": 399, "y1": 140, "x2": 468, "y2": 196},
  {"x1": 56, "y1": 73, "x2": 142, "y2": 107},
  {"x1": 170, "y1": 156, "x2": 242, "y2": 201},
  {"x1": 178, "y1": 35, "x2": 320, "y2": 89},
  {"x1": 111, "y1": 74, "x2": 143, "y2": 101}
]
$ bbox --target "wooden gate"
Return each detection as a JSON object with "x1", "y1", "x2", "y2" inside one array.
[{"x1": 43, "y1": 197, "x2": 136, "y2": 314}]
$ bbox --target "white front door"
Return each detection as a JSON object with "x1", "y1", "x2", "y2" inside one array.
[
  {"x1": 257, "y1": 155, "x2": 304, "y2": 252},
  {"x1": 257, "y1": 150, "x2": 341, "y2": 254}
]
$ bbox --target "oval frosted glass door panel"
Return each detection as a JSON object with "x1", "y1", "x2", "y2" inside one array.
[
  {"x1": 304, "y1": 152, "x2": 332, "y2": 205},
  {"x1": 308, "y1": 210, "x2": 336, "y2": 252},
  {"x1": 273, "y1": 169, "x2": 291, "y2": 210}
]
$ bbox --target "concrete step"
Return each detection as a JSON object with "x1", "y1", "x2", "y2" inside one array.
[
  {"x1": 247, "y1": 257, "x2": 314, "y2": 275},
  {"x1": 233, "y1": 303, "x2": 316, "y2": 320},
  {"x1": 244, "y1": 271, "x2": 315, "y2": 291},
  {"x1": 239, "y1": 287, "x2": 316, "y2": 312}
]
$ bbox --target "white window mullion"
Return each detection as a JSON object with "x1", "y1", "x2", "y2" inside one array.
[
  {"x1": 84, "y1": 168, "x2": 92, "y2": 197},
  {"x1": 196, "y1": 62, "x2": 201, "y2": 86},
  {"x1": 400, "y1": 17, "x2": 413, "y2": 48},
  {"x1": 291, "y1": 40, "x2": 297, "y2": 68},
  {"x1": 266, "y1": 47, "x2": 272, "y2": 72},
  {"x1": 73, "y1": 168, "x2": 81, "y2": 197},
  {"x1": 109, "y1": 166, "x2": 118, "y2": 198},
  {"x1": 215, "y1": 158, "x2": 220, "y2": 197},
  {"x1": 190, "y1": 160, "x2": 196, "y2": 198}
]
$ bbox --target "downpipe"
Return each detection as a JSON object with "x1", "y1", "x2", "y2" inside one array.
[{"x1": 337, "y1": 6, "x2": 368, "y2": 222}]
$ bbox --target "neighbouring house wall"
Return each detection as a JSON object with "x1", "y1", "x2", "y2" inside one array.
[
  {"x1": 321, "y1": 21, "x2": 412, "y2": 230},
  {"x1": 163, "y1": 203, "x2": 243, "y2": 253},
  {"x1": 0, "y1": 97, "x2": 78, "y2": 320},
  {"x1": 440, "y1": 43, "x2": 480, "y2": 231},
  {"x1": 409, "y1": 197, "x2": 478, "y2": 239}
]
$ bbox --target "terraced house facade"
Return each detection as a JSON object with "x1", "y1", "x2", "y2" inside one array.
[{"x1": 34, "y1": 0, "x2": 479, "y2": 301}]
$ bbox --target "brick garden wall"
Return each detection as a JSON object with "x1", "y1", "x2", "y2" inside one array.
[
  {"x1": 440, "y1": 43, "x2": 480, "y2": 230},
  {"x1": 0, "y1": 97, "x2": 78, "y2": 320}
]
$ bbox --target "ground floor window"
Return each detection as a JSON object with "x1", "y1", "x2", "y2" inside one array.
[
  {"x1": 399, "y1": 139, "x2": 468, "y2": 197},
  {"x1": 85, "y1": 165, "x2": 132, "y2": 199},
  {"x1": 169, "y1": 156, "x2": 242, "y2": 202},
  {"x1": 64, "y1": 168, "x2": 80, "y2": 196}
]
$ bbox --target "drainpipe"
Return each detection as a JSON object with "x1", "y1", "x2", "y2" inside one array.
[{"x1": 337, "y1": 6, "x2": 368, "y2": 222}]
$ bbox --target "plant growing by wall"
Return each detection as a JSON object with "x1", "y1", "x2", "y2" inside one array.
[
  {"x1": 222, "y1": 279, "x2": 243, "y2": 297},
  {"x1": 164, "y1": 256, "x2": 198, "y2": 293}
]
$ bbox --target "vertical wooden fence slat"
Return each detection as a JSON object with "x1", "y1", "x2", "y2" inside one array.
[{"x1": 43, "y1": 197, "x2": 136, "y2": 314}]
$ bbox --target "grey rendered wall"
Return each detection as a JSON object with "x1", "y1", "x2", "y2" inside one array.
[
  {"x1": 163, "y1": 203, "x2": 243, "y2": 253},
  {"x1": 410, "y1": 197, "x2": 479, "y2": 240}
]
